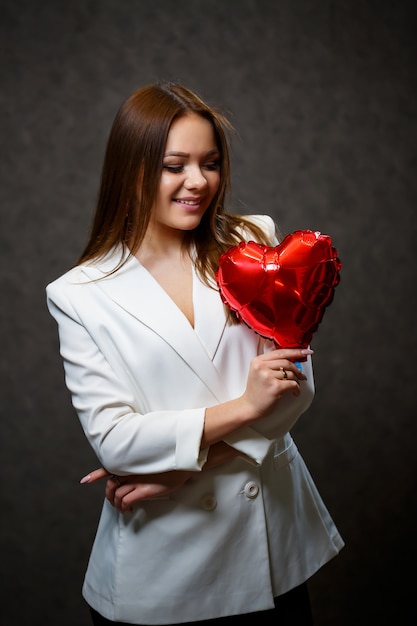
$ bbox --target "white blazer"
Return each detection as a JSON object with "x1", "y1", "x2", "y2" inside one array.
[{"x1": 46, "y1": 215, "x2": 344, "y2": 624}]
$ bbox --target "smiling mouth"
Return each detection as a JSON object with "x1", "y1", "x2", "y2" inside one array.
[{"x1": 174, "y1": 198, "x2": 202, "y2": 206}]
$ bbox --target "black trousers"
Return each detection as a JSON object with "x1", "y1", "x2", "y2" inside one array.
[{"x1": 89, "y1": 582, "x2": 314, "y2": 625}]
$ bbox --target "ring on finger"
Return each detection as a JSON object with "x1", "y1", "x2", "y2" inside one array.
[
  {"x1": 280, "y1": 367, "x2": 288, "y2": 379},
  {"x1": 110, "y1": 474, "x2": 122, "y2": 486}
]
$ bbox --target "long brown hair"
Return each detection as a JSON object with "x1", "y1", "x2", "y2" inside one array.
[{"x1": 77, "y1": 82, "x2": 274, "y2": 284}]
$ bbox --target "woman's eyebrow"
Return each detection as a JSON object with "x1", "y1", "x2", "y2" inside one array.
[{"x1": 164, "y1": 149, "x2": 220, "y2": 157}]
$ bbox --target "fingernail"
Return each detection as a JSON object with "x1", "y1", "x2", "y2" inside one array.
[
  {"x1": 301, "y1": 349, "x2": 314, "y2": 355},
  {"x1": 80, "y1": 474, "x2": 91, "y2": 484}
]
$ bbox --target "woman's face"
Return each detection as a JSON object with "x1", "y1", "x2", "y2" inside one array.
[{"x1": 150, "y1": 113, "x2": 221, "y2": 235}]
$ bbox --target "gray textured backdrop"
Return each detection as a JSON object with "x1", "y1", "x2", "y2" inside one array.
[{"x1": 1, "y1": 1, "x2": 416, "y2": 625}]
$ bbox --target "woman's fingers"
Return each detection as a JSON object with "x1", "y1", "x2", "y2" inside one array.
[
  {"x1": 276, "y1": 361, "x2": 306, "y2": 381},
  {"x1": 109, "y1": 483, "x2": 136, "y2": 512},
  {"x1": 80, "y1": 467, "x2": 111, "y2": 484},
  {"x1": 104, "y1": 471, "x2": 193, "y2": 512},
  {"x1": 263, "y1": 347, "x2": 313, "y2": 359},
  {"x1": 107, "y1": 482, "x2": 167, "y2": 512},
  {"x1": 260, "y1": 348, "x2": 311, "y2": 383}
]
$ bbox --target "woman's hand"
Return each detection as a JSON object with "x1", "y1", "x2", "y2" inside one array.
[
  {"x1": 241, "y1": 348, "x2": 311, "y2": 419},
  {"x1": 80, "y1": 468, "x2": 192, "y2": 512},
  {"x1": 80, "y1": 442, "x2": 241, "y2": 512}
]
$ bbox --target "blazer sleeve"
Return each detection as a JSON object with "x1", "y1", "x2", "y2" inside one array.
[{"x1": 46, "y1": 283, "x2": 209, "y2": 475}]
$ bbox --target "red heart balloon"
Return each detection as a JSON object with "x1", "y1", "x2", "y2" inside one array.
[{"x1": 215, "y1": 229, "x2": 342, "y2": 348}]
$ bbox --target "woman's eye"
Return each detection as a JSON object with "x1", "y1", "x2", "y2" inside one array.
[
  {"x1": 163, "y1": 165, "x2": 184, "y2": 173},
  {"x1": 204, "y1": 161, "x2": 220, "y2": 171},
  {"x1": 163, "y1": 161, "x2": 219, "y2": 173}
]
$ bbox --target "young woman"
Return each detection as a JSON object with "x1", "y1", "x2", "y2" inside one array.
[{"x1": 46, "y1": 82, "x2": 344, "y2": 625}]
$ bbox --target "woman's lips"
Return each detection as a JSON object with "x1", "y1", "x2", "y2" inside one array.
[{"x1": 174, "y1": 197, "x2": 203, "y2": 209}]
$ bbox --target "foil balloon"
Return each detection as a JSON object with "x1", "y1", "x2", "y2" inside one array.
[{"x1": 215, "y1": 229, "x2": 342, "y2": 349}]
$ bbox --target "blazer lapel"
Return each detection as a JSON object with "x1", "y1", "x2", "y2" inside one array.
[
  {"x1": 81, "y1": 253, "x2": 230, "y2": 402},
  {"x1": 192, "y1": 266, "x2": 226, "y2": 361}
]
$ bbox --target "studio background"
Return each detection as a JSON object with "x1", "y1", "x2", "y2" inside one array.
[{"x1": 1, "y1": 1, "x2": 416, "y2": 624}]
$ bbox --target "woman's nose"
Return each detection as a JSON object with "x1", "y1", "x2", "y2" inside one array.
[{"x1": 184, "y1": 167, "x2": 208, "y2": 189}]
